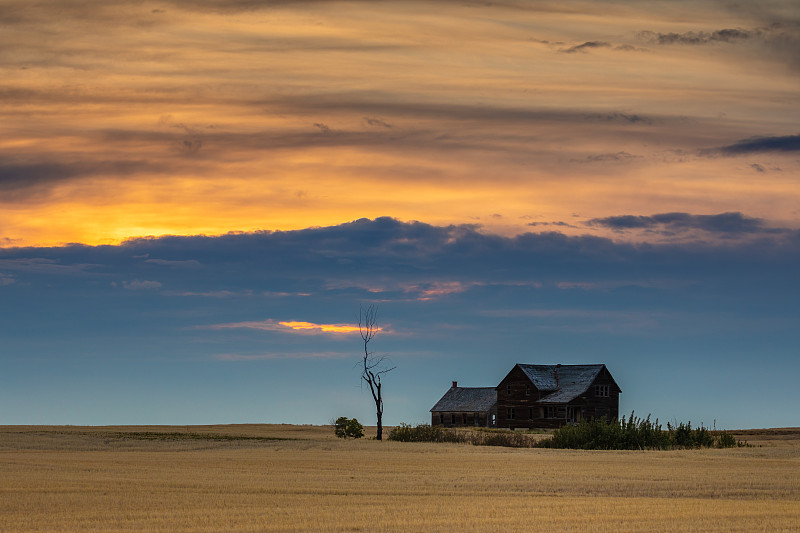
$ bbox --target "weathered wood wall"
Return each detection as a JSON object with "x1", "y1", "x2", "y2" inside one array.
[
  {"x1": 496, "y1": 366, "x2": 620, "y2": 429},
  {"x1": 430, "y1": 406, "x2": 497, "y2": 428}
]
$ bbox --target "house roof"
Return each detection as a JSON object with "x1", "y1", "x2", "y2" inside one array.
[
  {"x1": 430, "y1": 387, "x2": 497, "y2": 412},
  {"x1": 517, "y1": 364, "x2": 613, "y2": 404}
]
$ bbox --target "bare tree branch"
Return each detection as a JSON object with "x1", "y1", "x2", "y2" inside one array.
[{"x1": 359, "y1": 305, "x2": 394, "y2": 440}]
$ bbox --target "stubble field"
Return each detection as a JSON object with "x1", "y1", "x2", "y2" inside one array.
[{"x1": 1, "y1": 425, "x2": 798, "y2": 532}]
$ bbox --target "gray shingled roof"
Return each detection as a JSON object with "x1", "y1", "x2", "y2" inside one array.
[
  {"x1": 430, "y1": 387, "x2": 497, "y2": 412},
  {"x1": 521, "y1": 364, "x2": 606, "y2": 404}
]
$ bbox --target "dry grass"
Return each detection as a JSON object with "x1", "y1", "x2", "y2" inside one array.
[{"x1": 1, "y1": 425, "x2": 798, "y2": 532}]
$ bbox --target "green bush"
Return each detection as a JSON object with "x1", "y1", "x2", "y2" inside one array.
[
  {"x1": 667, "y1": 421, "x2": 714, "y2": 448},
  {"x1": 536, "y1": 412, "x2": 747, "y2": 450},
  {"x1": 334, "y1": 417, "x2": 364, "y2": 439},
  {"x1": 474, "y1": 430, "x2": 537, "y2": 448},
  {"x1": 715, "y1": 431, "x2": 738, "y2": 448},
  {"x1": 537, "y1": 413, "x2": 670, "y2": 450},
  {"x1": 387, "y1": 423, "x2": 539, "y2": 448},
  {"x1": 387, "y1": 415, "x2": 747, "y2": 450},
  {"x1": 388, "y1": 423, "x2": 456, "y2": 443}
]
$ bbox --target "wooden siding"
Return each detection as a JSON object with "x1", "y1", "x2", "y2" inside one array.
[
  {"x1": 431, "y1": 406, "x2": 497, "y2": 428},
  {"x1": 496, "y1": 365, "x2": 619, "y2": 429},
  {"x1": 579, "y1": 366, "x2": 620, "y2": 421},
  {"x1": 496, "y1": 365, "x2": 541, "y2": 429}
]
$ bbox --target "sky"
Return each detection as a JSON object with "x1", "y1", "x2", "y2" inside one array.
[{"x1": 1, "y1": 0, "x2": 798, "y2": 429}]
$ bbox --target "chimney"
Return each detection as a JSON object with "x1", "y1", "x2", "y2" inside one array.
[
  {"x1": 452, "y1": 380, "x2": 458, "y2": 389},
  {"x1": 555, "y1": 364, "x2": 561, "y2": 388}
]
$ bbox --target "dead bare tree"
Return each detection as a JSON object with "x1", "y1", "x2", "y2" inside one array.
[{"x1": 359, "y1": 305, "x2": 395, "y2": 440}]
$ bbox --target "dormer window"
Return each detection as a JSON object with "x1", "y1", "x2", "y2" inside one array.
[{"x1": 595, "y1": 385, "x2": 610, "y2": 397}]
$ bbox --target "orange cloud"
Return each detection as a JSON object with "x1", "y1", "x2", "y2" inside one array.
[
  {"x1": 278, "y1": 321, "x2": 362, "y2": 334},
  {"x1": 2, "y1": 1, "x2": 798, "y2": 247},
  {"x1": 205, "y1": 319, "x2": 369, "y2": 335}
]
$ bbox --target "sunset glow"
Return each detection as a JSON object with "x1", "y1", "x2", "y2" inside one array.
[
  {"x1": 207, "y1": 319, "x2": 365, "y2": 335},
  {"x1": 278, "y1": 321, "x2": 364, "y2": 334},
  {"x1": 2, "y1": 0, "x2": 798, "y2": 246}
]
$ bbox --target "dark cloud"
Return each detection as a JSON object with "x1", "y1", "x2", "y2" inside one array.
[
  {"x1": 144, "y1": 258, "x2": 202, "y2": 267},
  {"x1": 571, "y1": 151, "x2": 642, "y2": 163},
  {"x1": 527, "y1": 221, "x2": 580, "y2": 229},
  {"x1": 0, "y1": 162, "x2": 84, "y2": 191},
  {"x1": 11, "y1": 103, "x2": 658, "y2": 175},
  {"x1": 0, "y1": 257, "x2": 100, "y2": 275},
  {"x1": 703, "y1": 134, "x2": 800, "y2": 155},
  {"x1": 587, "y1": 212, "x2": 786, "y2": 235},
  {"x1": 4, "y1": 217, "x2": 798, "y2": 295},
  {"x1": 0, "y1": 159, "x2": 161, "y2": 192},
  {"x1": 163, "y1": 0, "x2": 341, "y2": 12},
  {"x1": 561, "y1": 41, "x2": 611, "y2": 53},
  {"x1": 561, "y1": 41, "x2": 643, "y2": 54},
  {"x1": 613, "y1": 44, "x2": 645, "y2": 52},
  {"x1": 180, "y1": 139, "x2": 203, "y2": 154},
  {"x1": 263, "y1": 95, "x2": 657, "y2": 128},
  {"x1": 363, "y1": 117, "x2": 393, "y2": 129},
  {"x1": 639, "y1": 28, "x2": 755, "y2": 45},
  {"x1": 639, "y1": 22, "x2": 800, "y2": 71},
  {"x1": 586, "y1": 112, "x2": 651, "y2": 125}
]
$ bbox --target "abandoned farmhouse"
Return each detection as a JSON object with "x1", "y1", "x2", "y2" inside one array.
[{"x1": 430, "y1": 364, "x2": 621, "y2": 429}]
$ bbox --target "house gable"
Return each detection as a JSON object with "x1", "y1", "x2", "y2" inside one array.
[
  {"x1": 497, "y1": 363, "x2": 621, "y2": 429},
  {"x1": 497, "y1": 364, "x2": 545, "y2": 399}
]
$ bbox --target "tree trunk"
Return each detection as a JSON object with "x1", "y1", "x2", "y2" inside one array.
[{"x1": 359, "y1": 305, "x2": 393, "y2": 441}]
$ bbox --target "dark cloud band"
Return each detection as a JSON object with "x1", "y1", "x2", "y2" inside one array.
[
  {"x1": 587, "y1": 212, "x2": 787, "y2": 235},
  {"x1": 704, "y1": 134, "x2": 800, "y2": 155}
]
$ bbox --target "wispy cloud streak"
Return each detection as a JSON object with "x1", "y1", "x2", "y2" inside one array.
[{"x1": 205, "y1": 319, "x2": 365, "y2": 335}]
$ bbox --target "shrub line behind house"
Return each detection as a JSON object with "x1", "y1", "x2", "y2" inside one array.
[{"x1": 388, "y1": 413, "x2": 747, "y2": 449}]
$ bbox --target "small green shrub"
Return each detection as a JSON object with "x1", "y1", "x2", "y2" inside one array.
[
  {"x1": 715, "y1": 431, "x2": 738, "y2": 448},
  {"x1": 667, "y1": 421, "x2": 714, "y2": 448},
  {"x1": 334, "y1": 417, "x2": 364, "y2": 439}
]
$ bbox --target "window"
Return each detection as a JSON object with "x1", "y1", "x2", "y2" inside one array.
[
  {"x1": 529, "y1": 408, "x2": 534, "y2": 420},
  {"x1": 595, "y1": 385, "x2": 610, "y2": 397},
  {"x1": 462, "y1": 413, "x2": 467, "y2": 425},
  {"x1": 507, "y1": 407, "x2": 515, "y2": 420},
  {"x1": 545, "y1": 406, "x2": 557, "y2": 419},
  {"x1": 525, "y1": 385, "x2": 530, "y2": 396},
  {"x1": 506, "y1": 383, "x2": 511, "y2": 395}
]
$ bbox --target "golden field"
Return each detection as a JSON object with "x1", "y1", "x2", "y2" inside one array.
[{"x1": 1, "y1": 425, "x2": 798, "y2": 532}]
